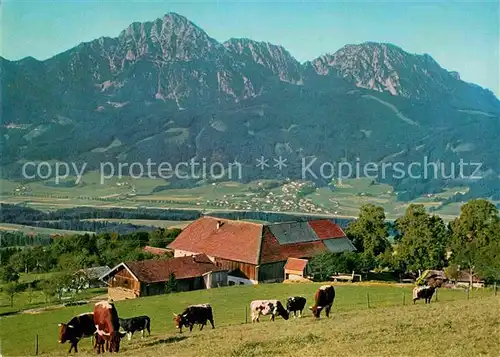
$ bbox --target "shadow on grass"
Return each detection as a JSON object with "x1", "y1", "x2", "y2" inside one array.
[{"x1": 145, "y1": 335, "x2": 188, "y2": 347}]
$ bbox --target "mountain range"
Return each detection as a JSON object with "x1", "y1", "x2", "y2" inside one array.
[{"x1": 1, "y1": 12, "x2": 499, "y2": 200}]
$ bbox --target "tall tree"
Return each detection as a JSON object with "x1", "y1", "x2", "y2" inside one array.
[
  {"x1": 395, "y1": 204, "x2": 449, "y2": 273},
  {"x1": 2, "y1": 282, "x2": 22, "y2": 307},
  {"x1": 450, "y1": 199, "x2": 500, "y2": 285},
  {"x1": 346, "y1": 204, "x2": 390, "y2": 270}
]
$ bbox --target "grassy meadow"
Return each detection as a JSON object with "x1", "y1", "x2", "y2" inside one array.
[{"x1": 0, "y1": 282, "x2": 497, "y2": 356}]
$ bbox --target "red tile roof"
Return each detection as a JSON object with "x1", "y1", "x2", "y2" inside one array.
[
  {"x1": 120, "y1": 254, "x2": 225, "y2": 283},
  {"x1": 308, "y1": 220, "x2": 346, "y2": 239},
  {"x1": 284, "y1": 258, "x2": 309, "y2": 272},
  {"x1": 143, "y1": 246, "x2": 171, "y2": 255},
  {"x1": 168, "y1": 216, "x2": 263, "y2": 264},
  {"x1": 168, "y1": 217, "x2": 350, "y2": 266}
]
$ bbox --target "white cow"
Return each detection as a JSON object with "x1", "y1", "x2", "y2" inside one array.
[{"x1": 250, "y1": 300, "x2": 289, "y2": 323}]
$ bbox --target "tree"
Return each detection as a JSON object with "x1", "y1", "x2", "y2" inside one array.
[
  {"x1": 2, "y1": 282, "x2": 22, "y2": 307},
  {"x1": 71, "y1": 270, "x2": 90, "y2": 294},
  {"x1": 8, "y1": 250, "x2": 34, "y2": 273},
  {"x1": 450, "y1": 199, "x2": 500, "y2": 286},
  {"x1": 309, "y1": 252, "x2": 362, "y2": 281},
  {"x1": 165, "y1": 273, "x2": 178, "y2": 293},
  {"x1": 149, "y1": 228, "x2": 182, "y2": 248},
  {"x1": 42, "y1": 273, "x2": 73, "y2": 302},
  {"x1": 395, "y1": 204, "x2": 449, "y2": 273},
  {"x1": 25, "y1": 285, "x2": 35, "y2": 305},
  {"x1": 0, "y1": 265, "x2": 20, "y2": 283},
  {"x1": 444, "y1": 264, "x2": 459, "y2": 284},
  {"x1": 346, "y1": 204, "x2": 390, "y2": 271},
  {"x1": 41, "y1": 279, "x2": 57, "y2": 303},
  {"x1": 149, "y1": 228, "x2": 167, "y2": 248},
  {"x1": 474, "y1": 239, "x2": 500, "y2": 283},
  {"x1": 309, "y1": 253, "x2": 337, "y2": 281}
]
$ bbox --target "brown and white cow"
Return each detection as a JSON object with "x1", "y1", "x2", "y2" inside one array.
[
  {"x1": 250, "y1": 300, "x2": 289, "y2": 323},
  {"x1": 309, "y1": 285, "x2": 335, "y2": 318},
  {"x1": 58, "y1": 312, "x2": 96, "y2": 353},
  {"x1": 93, "y1": 301, "x2": 123, "y2": 353}
]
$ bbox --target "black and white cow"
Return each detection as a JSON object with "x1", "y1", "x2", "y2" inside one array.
[
  {"x1": 250, "y1": 300, "x2": 289, "y2": 323},
  {"x1": 413, "y1": 285, "x2": 436, "y2": 304},
  {"x1": 58, "y1": 312, "x2": 96, "y2": 353},
  {"x1": 119, "y1": 315, "x2": 151, "y2": 340},
  {"x1": 173, "y1": 304, "x2": 215, "y2": 333},
  {"x1": 286, "y1": 296, "x2": 307, "y2": 318}
]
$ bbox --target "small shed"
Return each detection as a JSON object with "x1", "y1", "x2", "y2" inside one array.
[
  {"x1": 284, "y1": 258, "x2": 309, "y2": 281},
  {"x1": 101, "y1": 254, "x2": 228, "y2": 300}
]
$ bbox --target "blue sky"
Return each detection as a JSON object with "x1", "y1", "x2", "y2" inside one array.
[{"x1": 2, "y1": 0, "x2": 499, "y2": 95}]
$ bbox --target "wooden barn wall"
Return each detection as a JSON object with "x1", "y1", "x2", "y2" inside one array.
[
  {"x1": 259, "y1": 261, "x2": 286, "y2": 282},
  {"x1": 213, "y1": 257, "x2": 257, "y2": 280},
  {"x1": 140, "y1": 282, "x2": 166, "y2": 297},
  {"x1": 109, "y1": 268, "x2": 140, "y2": 293},
  {"x1": 139, "y1": 277, "x2": 206, "y2": 296}
]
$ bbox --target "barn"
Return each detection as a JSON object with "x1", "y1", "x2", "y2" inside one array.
[
  {"x1": 100, "y1": 254, "x2": 228, "y2": 300},
  {"x1": 168, "y1": 216, "x2": 356, "y2": 284}
]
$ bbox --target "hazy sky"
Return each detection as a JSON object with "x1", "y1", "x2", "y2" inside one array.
[{"x1": 2, "y1": 0, "x2": 499, "y2": 96}]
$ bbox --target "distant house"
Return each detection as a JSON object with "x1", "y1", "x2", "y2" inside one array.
[
  {"x1": 455, "y1": 270, "x2": 485, "y2": 288},
  {"x1": 76, "y1": 266, "x2": 111, "y2": 289},
  {"x1": 416, "y1": 269, "x2": 448, "y2": 286},
  {"x1": 100, "y1": 254, "x2": 228, "y2": 300},
  {"x1": 284, "y1": 258, "x2": 310, "y2": 281},
  {"x1": 143, "y1": 245, "x2": 171, "y2": 256},
  {"x1": 168, "y1": 216, "x2": 356, "y2": 284}
]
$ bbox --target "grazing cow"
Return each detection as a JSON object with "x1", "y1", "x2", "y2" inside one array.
[
  {"x1": 309, "y1": 285, "x2": 335, "y2": 318},
  {"x1": 250, "y1": 300, "x2": 289, "y2": 323},
  {"x1": 173, "y1": 304, "x2": 215, "y2": 333},
  {"x1": 119, "y1": 316, "x2": 151, "y2": 340},
  {"x1": 58, "y1": 312, "x2": 96, "y2": 353},
  {"x1": 413, "y1": 285, "x2": 436, "y2": 304},
  {"x1": 93, "y1": 301, "x2": 123, "y2": 353},
  {"x1": 286, "y1": 296, "x2": 307, "y2": 318}
]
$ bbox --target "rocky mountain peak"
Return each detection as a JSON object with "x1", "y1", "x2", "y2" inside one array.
[
  {"x1": 224, "y1": 38, "x2": 302, "y2": 83},
  {"x1": 117, "y1": 12, "x2": 222, "y2": 62},
  {"x1": 309, "y1": 42, "x2": 456, "y2": 99}
]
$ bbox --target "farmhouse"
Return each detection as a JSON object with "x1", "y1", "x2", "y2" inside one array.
[
  {"x1": 168, "y1": 216, "x2": 356, "y2": 284},
  {"x1": 101, "y1": 254, "x2": 228, "y2": 300}
]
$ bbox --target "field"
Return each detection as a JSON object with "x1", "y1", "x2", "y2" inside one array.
[
  {"x1": 0, "y1": 223, "x2": 93, "y2": 235},
  {"x1": 81, "y1": 219, "x2": 193, "y2": 230},
  {"x1": 0, "y1": 285, "x2": 107, "y2": 316},
  {"x1": 0, "y1": 174, "x2": 475, "y2": 222},
  {"x1": 0, "y1": 283, "x2": 497, "y2": 356}
]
